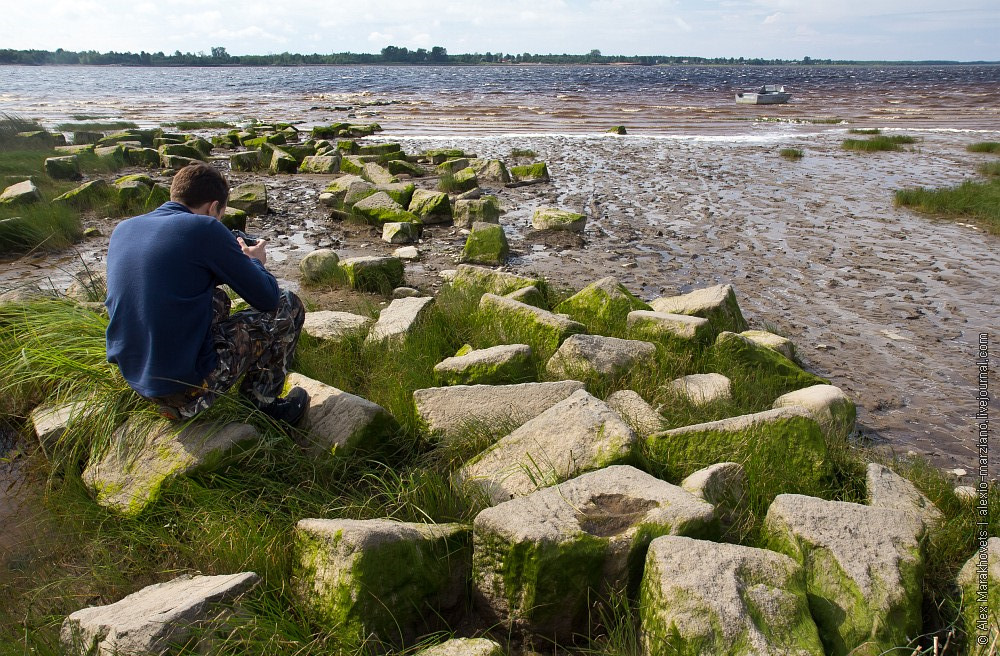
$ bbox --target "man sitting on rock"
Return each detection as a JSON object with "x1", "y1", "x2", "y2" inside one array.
[{"x1": 105, "y1": 162, "x2": 309, "y2": 425}]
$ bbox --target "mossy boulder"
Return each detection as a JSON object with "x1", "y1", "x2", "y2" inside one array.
[
  {"x1": 532, "y1": 207, "x2": 586, "y2": 232},
  {"x1": 436, "y1": 158, "x2": 471, "y2": 175},
  {"x1": 666, "y1": 373, "x2": 733, "y2": 406},
  {"x1": 606, "y1": 125, "x2": 628, "y2": 135},
  {"x1": 627, "y1": 310, "x2": 713, "y2": 344},
  {"x1": 339, "y1": 255, "x2": 405, "y2": 294},
  {"x1": 461, "y1": 222, "x2": 509, "y2": 265},
  {"x1": 157, "y1": 143, "x2": 204, "y2": 161},
  {"x1": 382, "y1": 221, "x2": 420, "y2": 244},
  {"x1": 425, "y1": 148, "x2": 467, "y2": 164},
  {"x1": 773, "y1": 384, "x2": 856, "y2": 443},
  {"x1": 52, "y1": 180, "x2": 111, "y2": 210},
  {"x1": 545, "y1": 334, "x2": 656, "y2": 385},
  {"x1": 479, "y1": 293, "x2": 586, "y2": 357},
  {"x1": 81, "y1": 418, "x2": 259, "y2": 517},
  {"x1": 509, "y1": 162, "x2": 550, "y2": 186},
  {"x1": 55, "y1": 143, "x2": 96, "y2": 155},
  {"x1": 123, "y1": 147, "x2": 161, "y2": 168},
  {"x1": 365, "y1": 296, "x2": 436, "y2": 346},
  {"x1": 387, "y1": 159, "x2": 426, "y2": 177},
  {"x1": 303, "y1": 311, "x2": 373, "y2": 342},
  {"x1": 230, "y1": 150, "x2": 263, "y2": 172},
  {"x1": 318, "y1": 175, "x2": 374, "y2": 211},
  {"x1": 474, "y1": 466, "x2": 716, "y2": 641},
  {"x1": 741, "y1": 329, "x2": 796, "y2": 360},
  {"x1": 865, "y1": 463, "x2": 943, "y2": 528},
  {"x1": 505, "y1": 285, "x2": 547, "y2": 309},
  {"x1": 228, "y1": 182, "x2": 267, "y2": 215},
  {"x1": 377, "y1": 182, "x2": 415, "y2": 208},
  {"x1": 470, "y1": 158, "x2": 511, "y2": 185},
  {"x1": 361, "y1": 162, "x2": 397, "y2": 185},
  {"x1": 72, "y1": 131, "x2": 104, "y2": 145},
  {"x1": 293, "y1": 518, "x2": 471, "y2": 650},
  {"x1": 298, "y1": 154, "x2": 341, "y2": 174},
  {"x1": 311, "y1": 124, "x2": 349, "y2": 139},
  {"x1": 0, "y1": 180, "x2": 41, "y2": 206},
  {"x1": 357, "y1": 142, "x2": 403, "y2": 157},
  {"x1": 299, "y1": 249, "x2": 341, "y2": 284},
  {"x1": 408, "y1": 189, "x2": 451, "y2": 224},
  {"x1": 162, "y1": 155, "x2": 200, "y2": 170},
  {"x1": 221, "y1": 206, "x2": 247, "y2": 232},
  {"x1": 957, "y1": 537, "x2": 999, "y2": 654},
  {"x1": 764, "y1": 494, "x2": 926, "y2": 656},
  {"x1": 434, "y1": 344, "x2": 533, "y2": 386},
  {"x1": 185, "y1": 137, "x2": 213, "y2": 158},
  {"x1": 452, "y1": 264, "x2": 540, "y2": 296},
  {"x1": 44, "y1": 155, "x2": 82, "y2": 180},
  {"x1": 646, "y1": 406, "x2": 829, "y2": 489},
  {"x1": 651, "y1": 284, "x2": 748, "y2": 335},
  {"x1": 269, "y1": 147, "x2": 299, "y2": 173},
  {"x1": 453, "y1": 195, "x2": 501, "y2": 228},
  {"x1": 555, "y1": 276, "x2": 651, "y2": 334},
  {"x1": 447, "y1": 166, "x2": 479, "y2": 193},
  {"x1": 640, "y1": 536, "x2": 823, "y2": 656},
  {"x1": 713, "y1": 331, "x2": 829, "y2": 397},
  {"x1": 351, "y1": 191, "x2": 419, "y2": 226},
  {"x1": 114, "y1": 180, "x2": 153, "y2": 209}
]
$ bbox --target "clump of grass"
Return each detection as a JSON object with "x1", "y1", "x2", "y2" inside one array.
[
  {"x1": 977, "y1": 160, "x2": 1000, "y2": 177},
  {"x1": 436, "y1": 171, "x2": 461, "y2": 193},
  {"x1": 848, "y1": 128, "x2": 881, "y2": 135},
  {"x1": 895, "y1": 178, "x2": 1000, "y2": 234},
  {"x1": 510, "y1": 148, "x2": 537, "y2": 158},
  {"x1": 0, "y1": 113, "x2": 46, "y2": 149},
  {"x1": 842, "y1": 135, "x2": 918, "y2": 152},
  {"x1": 806, "y1": 118, "x2": 843, "y2": 124},
  {"x1": 967, "y1": 142, "x2": 1000, "y2": 154},
  {"x1": 779, "y1": 148, "x2": 803, "y2": 161},
  {"x1": 163, "y1": 120, "x2": 234, "y2": 130},
  {"x1": 53, "y1": 121, "x2": 138, "y2": 132},
  {"x1": 0, "y1": 205, "x2": 81, "y2": 253}
]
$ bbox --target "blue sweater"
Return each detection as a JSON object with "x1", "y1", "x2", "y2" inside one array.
[{"x1": 105, "y1": 202, "x2": 279, "y2": 397}]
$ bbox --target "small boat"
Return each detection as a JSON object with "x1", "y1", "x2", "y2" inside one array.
[{"x1": 735, "y1": 85, "x2": 791, "y2": 105}]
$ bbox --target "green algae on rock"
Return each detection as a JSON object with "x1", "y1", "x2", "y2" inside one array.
[
  {"x1": 461, "y1": 222, "x2": 509, "y2": 265},
  {"x1": 555, "y1": 276, "x2": 652, "y2": 334},
  {"x1": 433, "y1": 344, "x2": 534, "y2": 386},
  {"x1": 478, "y1": 293, "x2": 586, "y2": 357},
  {"x1": 713, "y1": 331, "x2": 829, "y2": 397},
  {"x1": 227, "y1": 182, "x2": 268, "y2": 215},
  {"x1": 408, "y1": 189, "x2": 452, "y2": 223},
  {"x1": 339, "y1": 255, "x2": 405, "y2": 294}
]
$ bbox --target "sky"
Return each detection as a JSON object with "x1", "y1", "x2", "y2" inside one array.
[{"x1": 3, "y1": 0, "x2": 998, "y2": 62}]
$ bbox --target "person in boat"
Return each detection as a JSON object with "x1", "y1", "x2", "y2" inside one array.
[{"x1": 104, "y1": 162, "x2": 309, "y2": 425}]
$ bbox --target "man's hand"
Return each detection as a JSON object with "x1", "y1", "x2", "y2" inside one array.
[{"x1": 238, "y1": 237, "x2": 268, "y2": 266}]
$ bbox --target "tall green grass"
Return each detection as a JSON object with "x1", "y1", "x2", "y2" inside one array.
[
  {"x1": 895, "y1": 178, "x2": 1000, "y2": 234},
  {"x1": 978, "y1": 160, "x2": 1000, "y2": 177},
  {"x1": 842, "y1": 135, "x2": 918, "y2": 152},
  {"x1": 967, "y1": 142, "x2": 1000, "y2": 154},
  {"x1": 779, "y1": 148, "x2": 803, "y2": 161},
  {"x1": 847, "y1": 128, "x2": 881, "y2": 135},
  {"x1": 53, "y1": 121, "x2": 138, "y2": 132}
]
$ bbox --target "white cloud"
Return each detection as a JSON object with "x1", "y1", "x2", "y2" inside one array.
[
  {"x1": 674, "y1": 17, "x2": 693, "y2": 32},
  {"x1": 762, "y1": 12, "x2": 783, "y2": 25}
]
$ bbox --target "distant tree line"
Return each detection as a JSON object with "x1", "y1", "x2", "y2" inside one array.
[{"x1": 0, "y1": 47, "x2": 984, "y2": 67}]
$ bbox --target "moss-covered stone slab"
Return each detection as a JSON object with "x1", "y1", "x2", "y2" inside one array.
[
  {"x1": 416, "y1": 638, "x2": 503, "y2": 656},
  {"x1": 319, "y1": 174, "x2": 374, "y2": 211},
  {"x1": 61, "y1": 572, "x2": 260, "y2": 656},
  {"x1": 434, "y1": 344, "x2": 534, "y2": 386},
  {"x1": 185, "y1": 137, "x2": 214, "y2": 158},
  {"x1": 299, "y1": 154, "x2": 342, "y2": 174},
  {"x1": 436, "y1": 158, "x2": 471, "y2": 174},
  {"x1": 479, "y1": 293, "x2": 585, "y2": 356},
  {"x1": 532, "y1": 206, "x2": 586, "y2": 233},
  {"x1": 650, "y1": 284, "x2": 748, "y2": 335},
  {"x1": 30, "y1": 399, "x2": 95, "y2": 455},
  {"x1": 764, "y1": 494, "x2": 926, "y2": 656},
  {"x1": 474, "y1": 465, "x2": 716, "y2": 640},
  {"x1": 470, "y1": 158, "x2": 511, "y2": 185},
  {"x1": 414, "y1": 380, "x2": 585, "y2": 442},
  {"x1": 462, "y1": 222, "x2": 509, "y2": 265},
  {"x1": 365, "y1": 296, "x2": 435, "y2": 346},
  {"x1": 666, "y1": 373, "x2": 733, "y2": 406},
  {"x1": 647, "y1": 406, "x2": 829, "y2": 486},
  {"x1": 382, "y1": 221, "x2": 419, "y2": 244},
  {"x1": 338, "y1": 155, "x2": 367, "y2": 175},
  {"x1": 555, "y1": 276, "x2": 651, "y2": 333},
  {"x1": 81, "y1": 418, "x2": 259, "y2": 517},
  {"x1": 865, "y1": 463, "x2": 943, "y2": 527},
  {"x1": 714, "y1": 331, "x2": 829, "y2": 395},
  {"x1": 546, "y1": 334, "x2": 656, "y2": 384},
  {"x1": 448, "y1": 166, "x2": 479, "y2": 193},
  {"x1": 453, "y1": 195, "x2": 501, "y2": 228},
  {"x1": 293, "y1": 518, "x2": 470, "y2": 650},
  {"x1": 509, "y1": 162, "x2": 550, "y2": 186},
  {"x1": 606, "y1": 390, "x2": 664, "y2": 436},
  {"x1": 459, "y1": 389, "x2": 639, "y2": 504},
  {"x1": 298, "y1": 248, "x2": 340, "y2": 284},
  {"x1": 741, "y1": 329, "x2": 796, "y2": 360},
  {"x1": 123, "y1": 146, "x2": 161, "y2": 168},
  {"x1": 0, "y1": 180, "x2": 41, "y2": 206},
  {"x1": 772, "y1": 384, "x2": 855, "y2": 443},
  {"x1": 44, "y1": 155, "x2": 81, "y2": 180},
  {"x1": 72, "y1": 130, "x2": 103, "y2": 145},
  {"x1": 220, "y1": 206, "x2": 247, "y2": 232},
  {"x1": 957, "y1": 537, "x2": 999, "y2": 653},
  {"x1": 377, "y1": 182, "x2": 415, "y2": 208},
  {"x1": 268, "y1": 147, "x2": 299, "y2": 173},
  {"x1": 339, "y1": 255, "x2": 405, "y2": 294},
  {"x1": 52, "y1": 179, "x2": 111, "y2": 210},
  {"x1": 161, "y1": 154, "x2": 200, "y2": 170},
  {"x1": 452, "y1": 264, "x2": 540, "y2": 296},
  {"x1": 227, "y1": 182, "x2": 267, "y2": 215},
  {"x1": 351, "y1": 191, "x2": 419, "y2": 225},
  {"x1": 387, "y1": 158, "x2": 426, "y2": 177},
  {"x1": 115, "y1": 180, "x2": 153, "y2": 208},
  {"x1": 56, "y1": 143, "x2": 96, "y2": 155},
  {"x1": 357, "y1": 142, "x2": 402, "y2": 157},
  {"x1": 627, "y1": 310, "x2": 712, "y2": 343},
  {"x1": 99, "y1": 130, "x2": 154, "y2": 147},
  {"x1": 425, "y1": 148, "x2": 468, "y2": 164},
  {"x1": 361, "y1": 162, "x2": 397, "y2": 185},
  {"x1": 680, "y1": 462, "x2": 746, "y2": 526},
  {"x1": 303, "y1": 310, "x2": 372, "y2": 341},
  {"x1": 408, "y1": 189, "x2": 451, "y2": 223},
  {"x1": 157, "y1": 143, "x2": 204, "y2": 161},
  {"x1": 285, "y1": 373, "x2": 398, "y2": 458},
  {"x1": 505, "y1": 284, "x2": 546, "y2": 308},
  {"x1": 640, "y1": 536, "x2": 823, "y2": 656}
]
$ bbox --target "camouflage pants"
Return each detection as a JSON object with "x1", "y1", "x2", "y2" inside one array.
[{"x1": 151, "y1": 288, "x2": 306, "y2": 420}]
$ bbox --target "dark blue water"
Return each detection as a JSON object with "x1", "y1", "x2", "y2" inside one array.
[{"x1": 2, "y1": 63, "x2": 999, "y2": 135}]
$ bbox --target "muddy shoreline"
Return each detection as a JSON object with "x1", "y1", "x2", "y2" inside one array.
[{"x1": 2, "y1": 129, "x2": 997, "y2": 479}]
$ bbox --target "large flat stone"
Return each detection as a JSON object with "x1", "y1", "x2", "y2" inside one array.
[
  {"x1": 61, "y1": 572, "x2": 260, "y2": 656},
  {"x1": 479, "y1": 293, "x2": 586, "y2": 355},
  {"x1": 866, "y1": 463, "x2": 943, "y2": 527},
  {"x1": 414, "y1": 380, "x2": 585, "y2": 442},
  {"x1": 546, "y1": 334, "x2": 656, "y2": 384},
  {"x1": 666, "y1": 373, "x2": 733, "y2": 406},
  {"x1": 416, "y1": 638, "x2": 503, "y2": 656},
  {"x1": 640, "y1": 536, "x2": 823, "y2": 656},
  {"x1": 606, "y1": 389, "x2": 664, "y2": 436},
  {"x1": 286, "y1": 372, "x2": 398, "y2": 458},
  {"x1": 303, "y1": 310, "x2": 372, "y2": 341},
  {"x1": 627, "y1": 310, "x2": 712, "y2": 343},
  {"x1": 82, "y1": 419, "x2": 259, "y2": 517},
  {"x1": 365, "y1": 296, "x2": 435, "y2": 345},
  {"x1": 434, "y1": 344, "x2": 534, "y2": 386},
  {"x1": 650, "y1": 284, "x2": 748, "y2": 335},
  {"x1": 459, "y1": 389, "x2": 639, "y2": 504},
  {"x1": 474, "y1": 465, "x2": 715, "y2": 640},
  {"x1": 554, "y1": 276, "x2": 651, "y2": 333},
  {"x1": 957, "y1": 536, "x2": 999, "y2": 652},
  {"x1": 450, "y1": 264, "x2": 539, "y2": 296},
  {"x1": 773, "y1": 384, "x2": 856, "y2": 443}
]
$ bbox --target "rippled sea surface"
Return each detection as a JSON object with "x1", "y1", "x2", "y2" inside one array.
[{"x1": 2, "y1": 64, "x2": 999, "y2": 135}]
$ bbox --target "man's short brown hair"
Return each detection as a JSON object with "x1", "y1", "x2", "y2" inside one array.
[{"x1": 169, "y1": 163, "x2": 230, "y2": 208}]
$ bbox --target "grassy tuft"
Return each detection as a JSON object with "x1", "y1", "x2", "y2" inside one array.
[
  {"x1": 847, "y1": 128, "x2": 881, "y2": 135},
  {"x1": 0, "y1": 113, "x2": 46, "y2": 149},
  {"x1": 967, "y1": 142, "x2": 1000, "y2": 154},
  {"x1": 509, "y1": 148, "x2": 537, "y2": 158},
  {"x1": 53, "y1": 121, "x2": 139, "y2": 132},
  {"x1": 842, "y1": 135, "x2": 918, "y2": 152},
  {"x1": 895, "y1": 178, "x2": 1000, "y2": 234},
  {"x1": 977, "y1": 160, "x2": 1000, "y2": 177},
  {"x1": 779, "y1": 148, "x2": 803, "y2": 161}
]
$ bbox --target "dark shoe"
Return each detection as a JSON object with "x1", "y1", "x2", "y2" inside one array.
[{"x1": 258, "y1": 386, "x2": 310, "y2": 426}]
